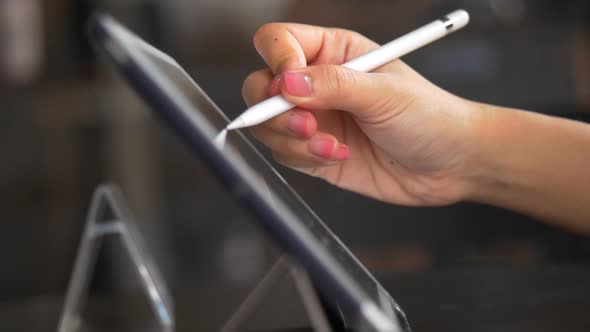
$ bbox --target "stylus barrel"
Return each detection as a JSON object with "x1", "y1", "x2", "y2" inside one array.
[{"x1": 226, "y1": 9, "x2": 469, "y2": 130}]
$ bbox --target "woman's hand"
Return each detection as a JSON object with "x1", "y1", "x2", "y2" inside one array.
[
  {"x1": 242, "y1": 23, "x2": 482, "y2": 206},
  {"x1": 241, "y1": 22, "x2": 590, "y2": 233}
]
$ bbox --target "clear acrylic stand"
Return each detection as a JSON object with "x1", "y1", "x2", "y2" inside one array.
[
  {"x1": 58, "y1": 183, "x2": 395, "y2": 332},
  {"x1": 220, "y1": 255, "x2": 334, "y2": 332},
  {"x1": 57, "y1": 184, "x2": 174, "y2": 332}
]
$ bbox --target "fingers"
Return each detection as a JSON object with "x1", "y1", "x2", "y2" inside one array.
[
  {"x1": 277, "y1": 64, "x2": 402, "y2": 124},
  {"x1": 242, "y1": 68, "x2": 349, "y2": 169},
  {"x1": 241, "y1": 68, "x2": 273, "y2": 106},
  {"x1": 241, "y1": 68, "x2": 318, "y2": 139},
  {"x1": 253, "y1": 23, "x2": 307, "y2": 74},
  {"x1": 253, "y1": 23, "x2": 379, "y2": 75},
  {"x1": 256, "y1": 108, "x2": 318, "y2": 139},
  {"x1": 252, "y1": 125, "x2": 349, "y2": 167}
]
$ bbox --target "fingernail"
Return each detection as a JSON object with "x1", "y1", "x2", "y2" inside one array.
[
  {"x1": 282, "y1": 72, "x2": 312, "y2": 97},
  {"x1": 335, "y1": 145, "x2": 349, "y2": 161},
  {"x1": 310, "y1": 137, "x2": 335, "y2": 158},
  {"x1": 288, "y1": 112, "x2": 310, "y2": 137}
]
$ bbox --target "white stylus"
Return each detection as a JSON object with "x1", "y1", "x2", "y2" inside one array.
[{"x1": 225, "y1": 9, "x2": 469, "y2": 131}]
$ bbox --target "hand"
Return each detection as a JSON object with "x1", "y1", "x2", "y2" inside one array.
[{"x1": 242, "y1": 23, "x2": 482, "y2": 206}]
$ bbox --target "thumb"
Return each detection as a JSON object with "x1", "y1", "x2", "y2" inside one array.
[{"x1": 278, "y1": 64, "x2": 399, "y2": 122}]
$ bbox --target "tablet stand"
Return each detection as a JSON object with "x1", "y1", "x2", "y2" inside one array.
[
  {"x1": 57, "y1": 184, "x2": 174, "y2": 332},
  {"x1": 58, "y1": 184, "x2": 371, "y2": 331},
  {"x1": 220, "y1": 255, "x2": 334, "y2": 332}
]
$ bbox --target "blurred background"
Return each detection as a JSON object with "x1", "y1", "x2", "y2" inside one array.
[{"x1": 1, "y1": 0, "x2": 590, "y2": 331}]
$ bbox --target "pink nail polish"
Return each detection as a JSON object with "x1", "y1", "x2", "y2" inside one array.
[
  {"x1": 335, "y1": 145, "x2": 349, "y2": 160},
  {"x1": 310, "y1": 137, "x2": 335, "y2": 158},
  {"x1": 288, "y1": 112, "x2": 309, "y2": 137},
  {"x1": 282, "y1": 72, "x2": 312, "y2": 97}
]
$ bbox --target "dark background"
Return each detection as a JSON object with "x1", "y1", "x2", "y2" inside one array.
[{"x1": 1, "y1": 0, "x2": 589, "y2": 331}]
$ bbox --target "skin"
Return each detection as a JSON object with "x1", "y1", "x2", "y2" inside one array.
[{"x1": 241, "y1": 23, "x2": 590, "y2": 234}]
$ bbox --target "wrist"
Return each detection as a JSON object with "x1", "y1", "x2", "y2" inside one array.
[
  {"x1": 444, "y1": 97, "x2": 590, "y2": 229},
  {"x1": 458, "y1": 100, "x2": 515, "y2": 204},
  {"x1": 460, "y1": 101, "x2": 551, "y2": 208}
]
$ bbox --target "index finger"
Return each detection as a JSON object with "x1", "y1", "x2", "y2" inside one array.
[{"x1": 253, "y1": 23, "x2": 379, "y2": 75}]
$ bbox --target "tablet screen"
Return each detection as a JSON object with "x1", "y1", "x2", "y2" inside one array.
[
  {"x1": 144, "y1": 38, "x2": 386, "y2": 305},
  {"x1": 97, "y1": 16, "x2": 409, "y2": 332}
]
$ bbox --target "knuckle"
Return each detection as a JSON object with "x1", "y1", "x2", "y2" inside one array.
[
  {"x1": 327, "y1": 27, "x2": 359, "y2": 43},
  {"x1": 324, "y1": 65, "x2": 354, "y2": 93},
  {"x1": 330, "y1": 28, "x2": 354, "y2": 45},
  {"x1": 329, "y1": 28, "x2": 345, "y2": 39},
  {"x1": 345, "y1": 29, "x2": 364, "y2": 41},
  {"x1": 368, "y1": 76, "x2": 397, "y2": 113},
  {"x1": 369, "y1": 93, "x2": 397, "y2": 118}
]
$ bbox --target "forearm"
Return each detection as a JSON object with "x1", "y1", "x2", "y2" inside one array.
[{"x1": 468, "y1": 101, "x2": 590, "y2": 233}]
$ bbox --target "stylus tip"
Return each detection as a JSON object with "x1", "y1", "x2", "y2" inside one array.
[
  {"x1": 226, "y1": 117, "x2": 246, "y2": 130},
  {"x1": 214, "y1": 129, "x2": 228, "y2": 148}
]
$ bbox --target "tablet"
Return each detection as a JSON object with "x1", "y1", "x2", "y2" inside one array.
[{"x1": 88, "y1": 14, "x2": 411, "y2": 332}]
